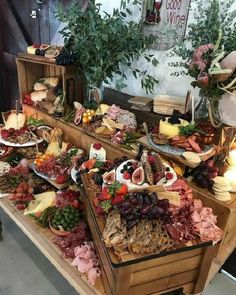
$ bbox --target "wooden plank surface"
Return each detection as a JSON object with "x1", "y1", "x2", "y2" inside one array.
[
  {"x1": 131, "y1": 255, "x2": 201, "y2": 286},
  {"x1": 138, "y1": 136, "x2": 215, "y2": 168},
  {"x1": 130, "y1": 269, "x2": 198, "y2": 295},
  {"x1": 194, "y1": 246, "x2": 218, "y2": 293},
  {"x1": 22, "y1": 104, "x2": 135, "y2": 160},
  {"x1": 0, "y1": 198, "x2": 106, "y2": 295}
]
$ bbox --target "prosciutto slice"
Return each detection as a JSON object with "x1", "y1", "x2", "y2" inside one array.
[
  {"x1": 165, "y1": 179, "x2": 223, "y2": 244},
  {"x1": 71, "y1": 242, "x2": 101, "y2": 286}
]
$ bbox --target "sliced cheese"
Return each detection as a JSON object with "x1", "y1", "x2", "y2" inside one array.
[
  {"x1": 95, "y1": 104, "x2": 110, "y2": 115},
  {"x1": 34, "y1": 82, "x2": 48, "y2": 91},
  {"x1": 27, "y1": 46, "x2": 36, "y2": 54},
  {"x1": 24, "y1": 191, "x2": 56, "y2": 215},
  {"x1": 31, "y1": 90, "x2": 48, "y2": 102},
  {"x1": 40, "y1": 77, "x2": 59, "y2": 88}
]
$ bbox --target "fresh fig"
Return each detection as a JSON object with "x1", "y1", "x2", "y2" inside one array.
[
  {"x1": 132, "y1": 166, "x2": 145, "y2": 185},
  {"x1": 103, "y1": 169, "x2": 116, "y2": 185}
]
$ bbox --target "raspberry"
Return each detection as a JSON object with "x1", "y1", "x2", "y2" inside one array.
[
  {"x1": 166, "y1": 172, "x2": 173, "y2": 180},
  {"x1": 1, "y1": 130, "x2": 10, "y2": 139},
  {"x1": 147, "y1": 155, "x2": 156, "y2": 164},
  {"x1": 123, "y1": 171, "x2": 131, "y2": 180},
  {"x1": 93, "y1": 143, "x2": 102, "y2": 150}
]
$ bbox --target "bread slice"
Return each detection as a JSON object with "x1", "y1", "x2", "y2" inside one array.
[
  {"x1": 31, "y1": 90, "x2": 48, "y2": 102},
  {"x1": 4, "y1": 112, "x2": 26, "y2": 130},
  {"x1": 34, "y1": 82, "x2": 48, "y2": 91},
  {"x1": 39, "y1": 77, "x2": 59, "y2": 88}
]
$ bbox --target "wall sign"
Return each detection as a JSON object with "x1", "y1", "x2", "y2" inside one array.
[{"x1": 143, "y1": 0, "x2": 191, "y2": 51}]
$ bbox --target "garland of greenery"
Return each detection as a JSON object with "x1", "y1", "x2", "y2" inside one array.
[{"x1": 56, "y1": 0, "x2": 159, "y2": 94}]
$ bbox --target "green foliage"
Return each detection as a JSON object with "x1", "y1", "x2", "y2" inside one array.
[
  {"x1": 174, "y1": 0, "x2": 236, "y2": 60},
  {"x1": 56, "y1": 0, "x2": 159, "y2": 94},
  {"x1": 171, "y1": 0, "x2": 236, "y2": 98}
]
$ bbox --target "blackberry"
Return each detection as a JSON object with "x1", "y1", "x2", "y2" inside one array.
[{"x1": 55, "y1": 49, "x2": 77, "y2": 65}]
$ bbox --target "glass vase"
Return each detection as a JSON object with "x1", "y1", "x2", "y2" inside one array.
[
  {"x1": 84, "y1": 83, "x2": 104, "y2": 102},
  {"x1": 195, "y1": 95, "x2": 209, "y2": 122},
  {"x1": 195, "y1": 94, "x2": 223, "y2": 128}
]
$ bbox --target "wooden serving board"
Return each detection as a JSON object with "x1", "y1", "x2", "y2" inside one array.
[
  {"x1": 81, "y1": 174, "x2": 211, "y2": 266},
  {"x1": 81, "y1": 174, "x2": 217, "y2": 295},
  {"x1": 138, "y1": 135, "x2": 216, "y2": 168}
]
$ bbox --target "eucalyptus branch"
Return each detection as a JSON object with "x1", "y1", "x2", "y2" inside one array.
[{"x1": 56, "y1": 0, "x2": 159, "y2": 94}]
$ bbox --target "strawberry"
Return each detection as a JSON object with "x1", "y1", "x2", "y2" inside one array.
[
  {"x1": 8, "y1": 128, "x2": 15, "y2": 134},
  {"x1": 147, "y1": 155, "x2": 156, "y2": 164},
  {"x1": 95, "y1": 205, "x2": 105, "y2": 215},
  {"x1": 24, "y1": 94, "x2": 31, "y2": 100},
  {"x1": 55, "y1": 174, "x2": 67, "y2": 184},
  {"x1": 28, "y1": 100, "x2": 34, "y2": 106},
  {"x1": 111, "y1": 194, "x2": 125, "y2": 205},
  {"x1": 72, "y1": 199, "x2": 80, "y2": 208},
  {"x1": 93, "y1": 196, "x2": 100, "y2": 207},
  {"x1": 116, "y1": 184, "x2": 128, "y2": 195},
  {"x1": 123, "y1": 171, "x2": 131, "y2": 180},
  {"x1": 99, "y1": 187, "x2": 112, "y2": 200},
  {"x1": 1, "y1": 129, "x2": 10, "y2": 139},
  {"x1": 166, "y1": 172, "x2": 173, "y2": 180},
  {"x1": 32, "y1": 43, "x2": 40, "y2": 48},
  {"x1": 16, "y1": 203, "x2": 26, "y2": 210}
]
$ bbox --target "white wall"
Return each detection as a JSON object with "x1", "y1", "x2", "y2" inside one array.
[
  {"x1": 98, "y1": 0, "x2": 236, "y2": 103},
  {"x1": 98, "y1": 0, "x2": 199, "y2": 99}
]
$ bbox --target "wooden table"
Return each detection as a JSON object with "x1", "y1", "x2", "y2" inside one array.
[
  {"x1": 22, "y1": 105, "x2": 236, "y2": 282},
  {"x1": 0, "y1": 197, "x2": 106, "y2": 295},
  {"x1": 0, "y1": 196, "x2": 218, "y2": 295}
]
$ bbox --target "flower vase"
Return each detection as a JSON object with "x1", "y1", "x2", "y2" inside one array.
[
  {"x1": 195, "y1": 94, "x2": 223, "y2": 128},
  {"x1": 195, "y1": 95, "x2": 209, "y2": 122},
  {"x1": 85, "y1": 83, "x2": 104, "y2": 103}
]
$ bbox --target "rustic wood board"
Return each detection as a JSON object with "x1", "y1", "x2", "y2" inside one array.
[
  {"x1": 138, "y1": 136, "x2": 216, "y2": 168},
  {"x1": 18, "y1": 53, "x2": 77, "y2": 69},
  {"x1": 22, "y1": 105, "x2": 135, "y2": 160},
  {"x1": 81, "y1": 174, "x2": 212, "y2": 267},
  {"x1": 0, "y1": 197, "x2": 106, "y2": 295}
]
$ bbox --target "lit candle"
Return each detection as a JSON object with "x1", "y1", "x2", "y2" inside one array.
[
  {"x1": 224, "y1": 169, "x2": 236, "y2": 192},
  {"x1": 229, "y1": 149, "x2": 236, "y2": 167},
  {"x1": 191, "y1": 96, "x2": 195, "y2": 124}
]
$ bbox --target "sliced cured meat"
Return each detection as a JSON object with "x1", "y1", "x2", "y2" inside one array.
[
  {"x1": 166, "y1": 179, "x2": 189, "y2": 192},
  {"x1": 188, "y1": 139, "x2": 202, "y2": 153},
  {"x1": 87, "y1": 267, "x2": 101, "y2": 286}
]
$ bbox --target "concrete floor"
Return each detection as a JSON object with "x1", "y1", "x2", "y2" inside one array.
[{"x1": 0, "y1": 207, "x2": 236, "y2": 295}]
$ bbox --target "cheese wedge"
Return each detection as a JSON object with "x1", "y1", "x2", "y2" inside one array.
[
  {"x1": 24, "y1": 191, "x2": 56, "y2": 215},
  {"x1": 159, "y1": 118, "x2": 189, "y2": 138},
  {"x1": 4, "y1": 113, "x2": 26, "y2": 130},
  {"x1": 95, "y1": 104, "x2": 110, "y2": 115}
]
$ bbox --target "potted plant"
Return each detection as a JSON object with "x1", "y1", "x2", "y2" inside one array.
[
  {"x1": 56, "y1": 0, "x2": 159, "y2": 99},
  {"x1": 171, "y1": 0, "x2": 236, "y2": 127}
]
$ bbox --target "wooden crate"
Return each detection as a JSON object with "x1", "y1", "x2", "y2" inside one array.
[
  {"x1": 16, "y1": 53, "x2": 83, "y2": 105},
  {"x1": 191, "y1": 184, "x2": 236, "y2": 272},
  {"x1": 82, "y1": 176, "x2": 218, "y2": 295},
  {"x1": 23, "y1": 105, "x2": 135, "y2": 160}
]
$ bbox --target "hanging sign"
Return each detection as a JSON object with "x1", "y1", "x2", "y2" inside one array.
[{"x1": 143, "y1": 0, "x2": 191, "y2": 51}]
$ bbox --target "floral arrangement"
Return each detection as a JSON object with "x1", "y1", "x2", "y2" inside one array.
[
  {"x1": 187, "y1": 36, "x2": 236, "y2": 98},
  {"x1": 172, "y1": 0, "x2": 236, "y2": 99}
]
